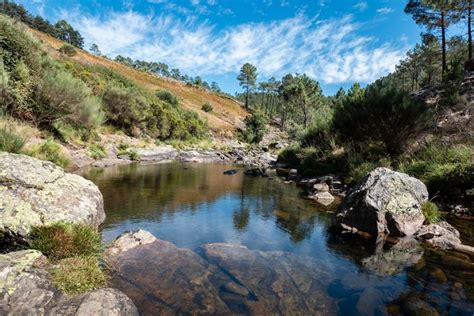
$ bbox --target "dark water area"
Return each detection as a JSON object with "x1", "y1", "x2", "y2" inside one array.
[{"x1": 82, "y1": 162, "x2": 474, "y2": 315}]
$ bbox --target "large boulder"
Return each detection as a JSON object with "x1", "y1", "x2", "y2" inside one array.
[
  {"x1": 336, "y1": 168, "x2": 428, "y2": 236},
  {"x1": 0, "y1": 153, "x2": 105, "y2": 248},
  {"x1": 0, "y1": 250, "x2": 138, "y2": 315}
]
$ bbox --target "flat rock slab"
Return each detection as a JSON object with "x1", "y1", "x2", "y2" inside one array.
[
  {"x1": 0, "y1": 250, "x2": 138, "y2": 316},
  {"x1": 104, "y1": 230, "x2": 336, "y2": 315}
]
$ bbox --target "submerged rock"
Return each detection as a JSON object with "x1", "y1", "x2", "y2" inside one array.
[
  {"x1": 104, "y1": 230, "x2": 337, "y2": 315},
  {"x1": 310, "y1": 191, "x2": 336, "y2": 207},
  {"x1": 0, "y1": 250, "x2": 137, "y2": 315},
  {"x1": 0, "y1": 153, "x2": 105, "y2": 249},
  {"x1": 336, "y1": 167, "x2": 428, "y2": 236}
]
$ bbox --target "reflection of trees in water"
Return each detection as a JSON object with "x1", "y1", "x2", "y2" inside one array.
[{"x1": 83, "y1": 163, "x2": 334, "y2": 243}]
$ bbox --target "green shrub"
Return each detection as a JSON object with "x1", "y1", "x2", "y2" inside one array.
[
  {"x1": 201, "y1": 102, "x2": 213, "y2": 112},
  {"x1": 240, "y1": 110, "x2": 268, "y2": 144},
  {"x1": 29, "y1": 222, "x2": 101, "y2": 263},
  {"x1": 88, "y1": 143, "x2": 106, "y2": 160},
  {"x1": 333, "y1": 77, "x2": 434, "y2": 155},
  {"x1": 129, "y1": 149, "x2": 139, "y2": 161},
  {"x1": 50, "y1": 256, "x2": 107, "y2": 294},
  {"x1": 58, "y1": 44, "x2": 77, "y2": 56},
  {"x1": 0, "y1": 127, "x2": 25, "y2": 153},
  {"x1": 35, "y1": 69, "x2": 104, "y2": 131},
  {"x1": 156, "y1": 90, "x2": 178, "y2": 106},
  {"x1": 422, "y1": 201, "x2": 442, "y2": 224},
  {"x1": 26, "y1": 139, "x2": 69, "y2": 168}
]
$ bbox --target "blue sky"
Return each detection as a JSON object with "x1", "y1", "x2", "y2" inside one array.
[{"x1": 20, "y1": 0, "x2": 423, "y2": 95}]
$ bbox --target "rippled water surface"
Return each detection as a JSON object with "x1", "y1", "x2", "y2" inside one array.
[{"x1": 82, "y1": 162, "x2": 474, "y2": 315}]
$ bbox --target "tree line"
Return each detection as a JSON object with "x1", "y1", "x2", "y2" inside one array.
[
  {"x1": 113, "y1": 55, "x2": 222, "y2": 93},
  {"x1": 0, "y1": 1, "x2": 84, "y2": 48},
  {"x1": 236, "y1": 0, "x2": 474, "y2": 133}
]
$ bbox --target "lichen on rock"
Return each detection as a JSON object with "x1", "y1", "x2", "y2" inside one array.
[{"x1": 0, "y1": 153, "x2": 105, "y2": 249}]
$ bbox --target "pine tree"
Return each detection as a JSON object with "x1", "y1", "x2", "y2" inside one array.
[
  {"x1": 237, "y1": 63, "x2": 257, "y2": 110},
  {"x1": 405, "y1": 0, "x2": 460, "y2": 73}
]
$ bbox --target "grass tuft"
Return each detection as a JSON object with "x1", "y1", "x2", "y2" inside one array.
[
  {"x1": 50, "y1": 256, "x2": 107, "y2": 295},
  {"x1": 422, "y1": 201, "x2": 442, "y2": 224},
  {"x1": 0, "y1": 127, "x2": 25, "y2": 153},
  {"x1": 29, "y1": 222, "x2": 101, "y2": 263}
]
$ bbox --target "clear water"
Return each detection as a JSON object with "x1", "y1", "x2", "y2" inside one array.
[{"x1": 82, "y1": 162, "x2": 474, "y2": 315}]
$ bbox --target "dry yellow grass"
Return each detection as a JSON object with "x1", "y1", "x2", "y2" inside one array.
[{"x1": 28, "y1": 28, "x2": 247, "y2": 138}]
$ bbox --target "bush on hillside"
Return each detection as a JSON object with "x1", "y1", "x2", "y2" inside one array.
[
  {"x1": 201, "y1": 102, "x2": 213, "y2": 112},
  {"x1": 333, "y1": 78, "x2": 434, "y2": 156},
  {"x1": 0, "y1": 127, "x2": 25, "y2": 153},
  {"x1": 156, "y1": 90, "x2": 178, "y2": 106},
  {"x1": 58, "y1": 44, "x2": 77, "y2": 57},
  {"x1": 34, "y1": 70, "x2": 104, "y2": 131},
  {"x1": 239, "y1": 110, "x2": 268, "y2": 144}
]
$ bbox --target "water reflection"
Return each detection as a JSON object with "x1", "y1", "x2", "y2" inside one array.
[{"x1": 81, "y1": 162, "x2": 474, "y2": 315}]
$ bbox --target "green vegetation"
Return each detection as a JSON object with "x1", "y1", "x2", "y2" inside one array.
[
  {"x1": 29, "y1": 222, "x2": 101, "y2": 262},
  {"x1": 88, "y1": 143, "x2": 107, "y2": 160},
  {"x1": 50, "y1": 256, "x2": 107, "y2": 295},
  {"x1": 0, "y1": 13, "x2": 208, "y2": 153},
  {"x1": 58, "y1": 43, "x2": 77, "y2": 56},
  {"x1": 400, "y1": 142, "x2": 473, "y2": 204},
  {"x1": 0, "y1": 127, "x2": 25, "y2": 153},
  {"x1": 201, "y1": 102, "x2": 213, "y2": 112},
  {"x1": 26, "y1": 139, "x2": 69, "y2": 168},
  {"x1": 239, "y1": 110, "x2": 268, "y2": 144},
  {"x1": 28, "y1": 222, "x2": 107, "y2": 294},
  {"x1": 156, "y1": 90, "x2": 178, "y2": 106},
  {"x1": 0, "y1": 2, "x2": 84, "y2": 48},
  {"x1": 422, "y1": 201, "x2": 442, "y2": 224}
]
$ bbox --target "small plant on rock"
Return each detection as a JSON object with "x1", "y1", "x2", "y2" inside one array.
[
  {"x1": 422, "y1": 201, "x2": 442, "y2": 224},
  {"x1": 29, "y1": 222, "x2": 101, "y2": 262},
  {"x1": 50, "y1": 256, "x2": 107, "y2": 294}
]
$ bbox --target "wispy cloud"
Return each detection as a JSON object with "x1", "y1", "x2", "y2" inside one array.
[
  {"x1": 354, "y1": 2, "x2": 368, "y2": 11},
  {"x1": 377, "y1": 7, "x2": 394, "y2": 15},
  {"x1": 74, "y1": 12, "x2": 404, "y2": 85}
]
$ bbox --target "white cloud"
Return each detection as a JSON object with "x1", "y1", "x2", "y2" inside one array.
[
  {"x1": 74, "y1": 12, "x2": 404, "y2": 85},
  {"x1": 377, "y1": 7, "x2": 394, "y2": 15},
  {"x1": 354, "y1": 2, "x2": 368, "y2": 11}
]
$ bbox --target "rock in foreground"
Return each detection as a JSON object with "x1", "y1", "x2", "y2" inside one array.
[
  {"x1": 336, "y1": 167, "x2": 428, "y2": 236},
  {"x1": 0, "y1": 250, "x2": 137, "y2": 315},
  {"x1": 0, "y1": 153, "x2": 105, "y2": 248},
  {"x1": 104, "y1": 230, "x2": 336, "y2": 315}
]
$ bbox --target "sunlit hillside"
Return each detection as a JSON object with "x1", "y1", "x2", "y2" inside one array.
[{"x1": 28, "y1": 28, "x2": 247, "y2": 138}]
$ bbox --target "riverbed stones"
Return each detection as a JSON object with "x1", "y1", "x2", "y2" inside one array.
[
  {"x1": 0, "y1": 153, "x2": 105, "y2": 247},
  {"x1": 336, "y1": 167, "x2": 428, "y2": 236},
  {"x1": 0, "y1": 250, "x2": 138, "y2": 315},
  {"x1": 104, "y1": 230, "x2": 336, "y2": 315},
  {"x1": 414, "y1": 221, "x2": 462, "y2": 249}
]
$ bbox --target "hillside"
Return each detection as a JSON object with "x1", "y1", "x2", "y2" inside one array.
[{"x1": 28, "y1": 28, "x2": 247, "y2": 138}]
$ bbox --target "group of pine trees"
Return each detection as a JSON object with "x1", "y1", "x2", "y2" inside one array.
[
  {"x1": 236, "y1": 0, "x2": 474, "y2": 133},
  {"x1": 114, "y1": 55, "x2": 221, "y2": 92},
  {"x1": 0, "y1": 1, "x2": 84, "y2": 48}
]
